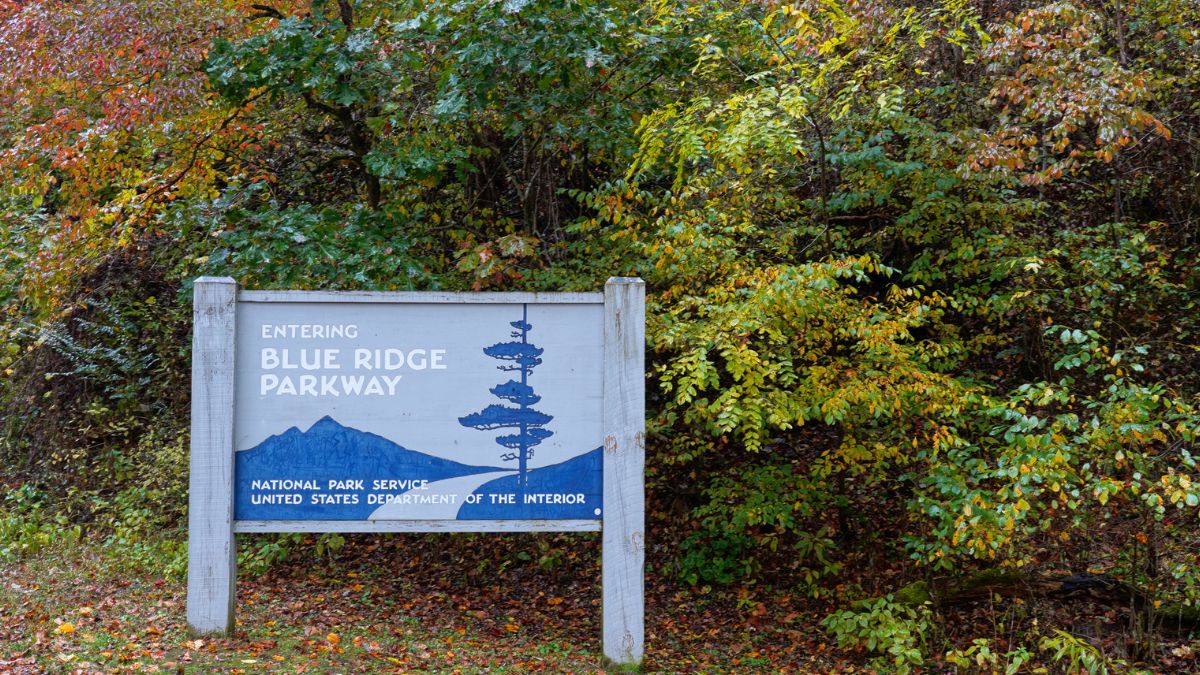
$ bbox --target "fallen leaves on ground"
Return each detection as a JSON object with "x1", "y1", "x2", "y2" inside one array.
[{"x1": 0, "y1": 535, "x2": 838, "y2": 673}]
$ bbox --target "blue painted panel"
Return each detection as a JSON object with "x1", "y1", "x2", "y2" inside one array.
[
  {"x1": 233, "y1": 302, "x2": 604, "y2": 521},
  {"x1": 456, "y1": 448, "x2": 603, "y2": 520},
  {"x1": 235, "y1": 416, "x2": 502, "y2": 520}
]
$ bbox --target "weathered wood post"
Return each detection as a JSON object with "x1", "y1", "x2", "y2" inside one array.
[
  {"x1": 187, "y1": 276, "x2": 238, "y2": 635},
  {"x1": 186, "y1": 277, "x2": 645, "y2": 662},
  {"x1": 602, "y1": 277, "x2": 645, "y2": 667}
]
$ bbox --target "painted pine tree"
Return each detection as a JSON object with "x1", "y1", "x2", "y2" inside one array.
[{"x1": 459, "y1": 305, "x2": 554, "y2": 492}]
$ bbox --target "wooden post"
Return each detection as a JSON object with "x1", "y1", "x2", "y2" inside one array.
[
  {"x1": 602, "y1": 277, "x2": 645, "y2": 667},
  {"x1": 187, "y1": 277, "x2": 238, "y2": 635}
]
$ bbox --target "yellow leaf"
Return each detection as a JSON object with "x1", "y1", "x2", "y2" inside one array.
[{"x1": 55, "y1": 622, "x2": 75, "y2": 635}]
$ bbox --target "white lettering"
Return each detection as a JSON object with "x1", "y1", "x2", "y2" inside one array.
[
  {"x1": 371, "y1": 479, "x2": 429, "y2": 490},
  {"x1": 408, "y1": 349, "x2": 427, "y2": 370},
  {"x1": 320, "y1": 376, "x2": 339, "y2": 396},
  {"x1": 354, "y1": 348, "x2": 371, "y2": 370},
  {"x1": 383, "y1": 375, "x2": 402, "y2": 395},
  {"x1": 384, "y1": 349, "x2": 405, "y2": 370},
  {"x1": 300, "y1": 349, "x2": 321, "y2": 370},
  {"x1": 342, "y1": 375, "x2": 365, "y2": 395},
  {"x1": 276, "y1": 376, "x2": 297, "y2": 395},
  {"x1": 299, "y1": 375, "x2": 317, "y2": 396},
  {"x1": 259, "y1": 324, "x2": 359, "y2": 339}
]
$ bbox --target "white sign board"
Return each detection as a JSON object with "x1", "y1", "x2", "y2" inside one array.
[{"x1": 186, "y1": 278, "x2": 644, "y2": 666}]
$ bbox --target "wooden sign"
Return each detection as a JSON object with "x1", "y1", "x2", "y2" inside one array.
[{"x1": 186, "y1": 278, "x2": 645, "y2": 666}]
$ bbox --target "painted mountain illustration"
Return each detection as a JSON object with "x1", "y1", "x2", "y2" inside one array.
[
  {"x1": 235, "y1": 416, "x2": 506, "y2": 520},
  {"x1": 456, "y1": 447, "x2": 603, "y2": 520}
]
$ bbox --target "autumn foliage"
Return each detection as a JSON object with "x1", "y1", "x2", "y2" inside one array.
[{"x1": 2, "y1": 0, "x2": 1200, "y2": 670}]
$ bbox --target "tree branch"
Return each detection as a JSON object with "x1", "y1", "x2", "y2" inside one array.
[
  {"x1": 142, "y1": 91, "x2": 267, "y2": 204},
  {"x1": 249, "y1": 3, "x2": 285, "y2": 20}
]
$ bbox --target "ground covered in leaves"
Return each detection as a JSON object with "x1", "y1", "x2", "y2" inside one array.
[
  {"x1": 3, "y1": 533, "x2": 1199, "y2": 673},
  {"x1": 0, "y1": 534, "x2": 844, "y2": 673}
]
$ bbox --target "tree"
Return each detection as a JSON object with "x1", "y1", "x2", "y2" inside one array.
[
  {"x1": 458, "y1": 305, "x2": 554, "y2": 493},
  {"x1": 0, "y1": 0, "x2": 285, "y2": 313}
]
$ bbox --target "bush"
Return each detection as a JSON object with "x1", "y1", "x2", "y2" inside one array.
[
  {"x1": 822, "y1": 595, "x2": 933, "y2": 674},
  {"x1": 0, "y1": 484, "x2": 81, "y2": 562}
]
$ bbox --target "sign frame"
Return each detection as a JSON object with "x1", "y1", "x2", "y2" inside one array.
[{"x1": 186, "y1": 277, "x2": 645, "y2": 666}]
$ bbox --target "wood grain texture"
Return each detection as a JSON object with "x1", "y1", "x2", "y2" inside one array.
[
  {"x1": 234, "y1": 519, "x2": 601, "y2": 533},
  {"x1": 239, "y1": 290, "x2": 603, "y2": 304},
  {"x1": 187, "y1": 277, "x2": 238, "y2": 635},
  {"x1": 601, "y1": 277, "x2": 646, "y2": 666}
]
